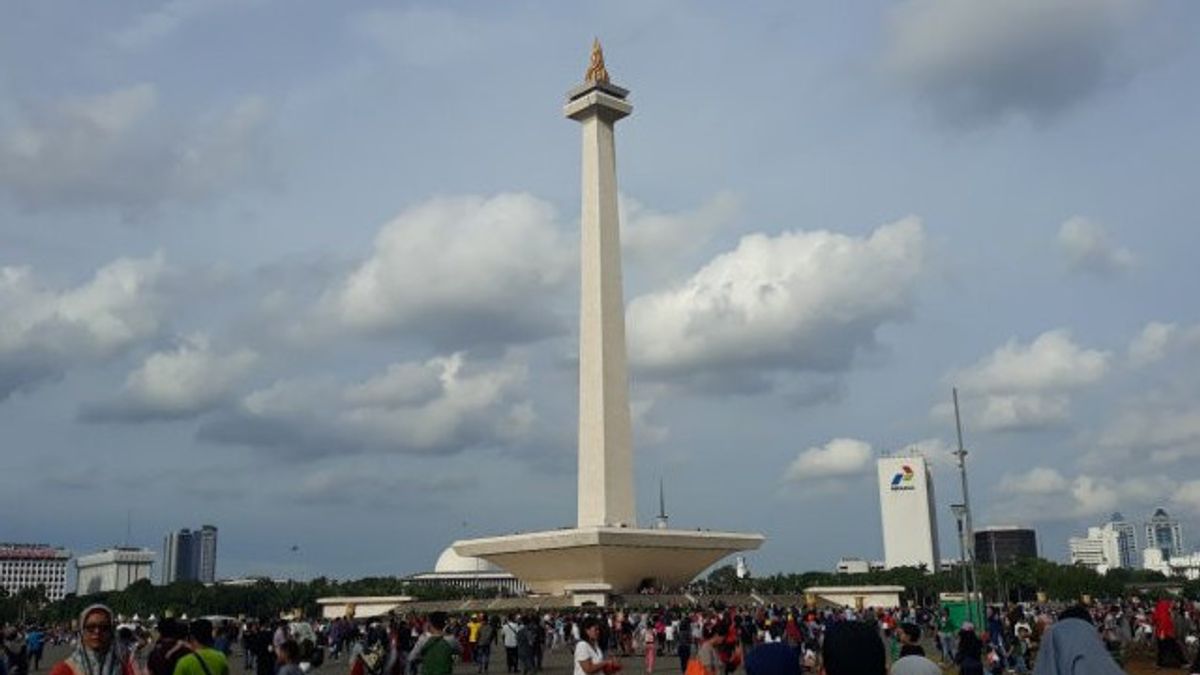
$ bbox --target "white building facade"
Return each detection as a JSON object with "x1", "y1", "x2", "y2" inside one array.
[
  {"x1": 877, "y1": 456, "x2": 940, "y2": 572},
  {"x1": 0, "y1": 544, "x2": 71, "y2": 601},
  {"x1": 1069, "y1": 527, "x2": 1121, "y2": 573},
  {"x1": 1104, "y1": 513, "x2": 1138, "y2": 569},
  {"x1": 76, "y1": 547, "x2": 155, "y2": 595}
]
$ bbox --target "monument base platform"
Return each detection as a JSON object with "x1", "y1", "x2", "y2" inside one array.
[{"x1": 452, "y1": 526, "x2": 764, "y2": 596}]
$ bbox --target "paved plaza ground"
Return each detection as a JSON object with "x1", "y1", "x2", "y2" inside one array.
[{"x1": 31, "y1": 637, "x2": 1175, "y2": 675}]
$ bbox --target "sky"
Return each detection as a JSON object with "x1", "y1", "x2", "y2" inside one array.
[{"x1": 2, "y1": 0, "x2": 1200, "y2": 583}]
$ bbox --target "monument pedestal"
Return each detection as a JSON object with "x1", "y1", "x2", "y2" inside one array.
[{"x1": 453, "y1": 526, "x2": 763, "y2": 596}]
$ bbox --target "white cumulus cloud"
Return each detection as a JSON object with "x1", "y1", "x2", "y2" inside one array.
[
  {"x1": 81, "y1": 334, "x2": 257, "y2": 422},
  {"x1": 785, "y1": 438, "x2": 873, "y2": 480},
  {"x1": 627, "y1": 217, "x2": 925, "y2": 392},
  {"x1": 941, "y1": 329, "x2": 1110, "y2": 431},
  {"x1": 198, "y1": 352, "x2": 534, "y2": 459},
  {"x1": 1058, "y1": 216, "x2": 1137, "y2": 277},
  {"x1": 325, "y1": 193, "x2": 572, "y2": 348},
  {"x1": 0, "y1": 255, "x2": 168, "y2": 400}
]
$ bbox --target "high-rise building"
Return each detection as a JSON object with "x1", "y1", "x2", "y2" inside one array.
[
  {"x1": 0, "y1": 543, "x2": 71, "y2": 601},
  {"x1": 1070, "y1": 527, "x2": 1122, "y2": 572},
  {"x1": 1104, "y1": 512, "x2": 1138, "y2": 569},
  {"x1": 162, "y1": 525, "x2": 218, "y2": 584},
  {"x1": 76, "y1": 547, "x2": 155, "y2": 594},
  {"x1": 1145, "y1": 508, "x2": 1184, "y2": 560},
  {"x1": 975, "y1": 527, "x2": 1037, "y2": 565},
  {"x1": 877, "y1": 456, "x2": 940, "y2": 572}
]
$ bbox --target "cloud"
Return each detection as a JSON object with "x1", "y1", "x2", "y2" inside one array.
[
  {"x1": 1129, "y1": 322, "x2": 1175, "y2": 367},
  {"x1": 0, "y1": 84, "x2": 270, "y2": 215},
  {"x1": 940, "y1": 329, "x2": 1110, "y2": 431},
  {"x1": 620, "y1": 192, "x2": 740, "y2": 280},
  {"x1": 998, "y1": 467, "x2": 1069, "y2": 496},
  {"x1": 0, "y1": 255, "x2": 168, "y2": 400},
  {"x1": 883, "y1": 0, "x2": 1145, "y2": 126},
  {"x1": 1128, "y1": 321, "x2": 1200, "y2": 368},
  {"x1": 80, "y1": 334, "x2": 257, "y2": 422},
  {"x1": 785, "y1": 438, "x2": 872, "y2": 480},
  {"x1": 322, "y1": 194, "x2": 572, "y2": 349},
  {"x1": 1094, "y1": 403, "x2": 1200, "y2": 465},
  {"x1": 898, "y1": 437, "x2": 955, "y2": 467},
  {"x1": 1058, "y1": 217, "x2": 1137, "y2": 277},
  {"x1": 997, "y1": 468, "x2": 1174, "y2": 521},
  {"x1": 111, "y1": 0, "x2": 245, "y2": 50},
  {"x1": 198, "y1": 352, "x2": 534, "y2": 460},
  {"x1": 1173, "y1": 481, "x2": 1200, "y2": 515},
  {"x1": 627, "y1": 217, "x2": 925, "y2": 393}
]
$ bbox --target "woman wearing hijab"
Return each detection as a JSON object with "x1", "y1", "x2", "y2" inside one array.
[
  {"x1": 1031, "y1": 617, "x2": 1123, "y2": 675},
  {"x1": 49, "y1": 605, "x2": 136, "y2": 675}
]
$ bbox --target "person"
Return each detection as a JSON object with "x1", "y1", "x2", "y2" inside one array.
[
  {"x1": 820, "y1": 621, "x2": 885, "y2": 675},
  {"x1": 1153, "y1": 599, "x2": 1186, "y2": 668},
  {"x1": 674, "y1": 627, "x2": 690, "y2": 673},
  {"x1": 573, "y1": 619, "x2": 617, "y2": 675},
  {"x1": 954, "y1": 623, "x2": 984, "y2": 675},
  {"x1": 1032, "y1": 616, "x2": 1123, "y2": 675},
  {"x1": 408, "y1": 612, "x2": 460, "y2": 675},
  {"x1": 897, "y1": 624, "x2": 924, "y2": 658},
  {"x1": 4, "y1": 630, "x2": 28, "y2": 675},
  {"x1": 147, "y1": 619, "x2": 191, "y2": 675},
  {"x1": 692, "y1": 624, "x2": 723, "y2": 675},
  {"x1": 275, "y1": 641, "x2": 303, "y2": 675},
  {"x1": 501, "y1": 617, "x2": 520, "y2": 674},
  {"x1": 643, "y1": 622, "x2": 656, "y2": 674},
  {"x1": 889, "y1": 655, "x2": 940, "y2": 675},
  {"x1": 172, "y1": 620, "x2": 230, "y2": 675},
  {"x1": 466, "y1": 616, "x2": 482, "y2": 665},
  {"x1": 475, "y1": 619, "x2": 495, "y2": 674},
  {"x1": 516, "y1": 618, "x2": 535, "y2": 675},
  {"x1": 49, "y1": 605, "x2": 136, "y2": 675},
  {"x1": 26, "y1": 627, "x2": 44, "y2": 672}
]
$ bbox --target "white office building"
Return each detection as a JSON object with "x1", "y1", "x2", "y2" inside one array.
[
  {"x1": 76, "y1": 547, "x2": 155, "y2": 595},
  {"x1": 1069, "y1": 527, "x2": 1121, "y2": 573},
  {"x1": 0, "y1": 543, "x2": 71, "y2": 601},
  {"x1": 1145, "y1": 508, "x2": 1184, "y2": 560},
  {"x1": 877, "y1": 456, "x2": 940, "y2": 572},
  {"x1": 1104, "y1": 513, "x2": 1139, "y2": 569}
]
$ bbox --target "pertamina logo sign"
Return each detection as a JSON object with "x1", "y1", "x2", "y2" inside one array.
[{"x1": 890, "y1": 465, "x2": 916, "y2": 491}]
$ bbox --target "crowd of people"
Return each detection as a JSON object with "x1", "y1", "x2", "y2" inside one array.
[{"x1": 9, "y1": 596, "x2": 1200, "y2": 675}]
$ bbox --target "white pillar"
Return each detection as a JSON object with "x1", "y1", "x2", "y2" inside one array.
[{"x1": 565, "y1": 78, "x2": 635, "y2": 529}]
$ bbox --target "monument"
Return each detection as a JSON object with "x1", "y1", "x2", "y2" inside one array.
[{"x1": 453, "y1": 40, "x2": 763, "y2": 600}]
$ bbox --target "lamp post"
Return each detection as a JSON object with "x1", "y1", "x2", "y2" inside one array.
[{"x1": 951, "y1": 503, "x2": 971, "y2": 625}]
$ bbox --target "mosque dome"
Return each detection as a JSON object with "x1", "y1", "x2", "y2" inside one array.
[{"x1": 434, "y1": 547, "x2": 501, "y2": 574}]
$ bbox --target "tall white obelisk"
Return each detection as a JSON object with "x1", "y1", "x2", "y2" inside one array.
[
  {"x1": 452, "y1": 43, "x2": 763, "y2": 598},
  {"x1": 565, "y1": 39, "x2": 636, "y2": 529}
]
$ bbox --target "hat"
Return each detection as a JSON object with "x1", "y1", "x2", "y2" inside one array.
[{"x1": 961, "y1": 621, "x2": 975, "y2": 632}]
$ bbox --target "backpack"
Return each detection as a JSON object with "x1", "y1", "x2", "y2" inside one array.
[{"x1": 419, "y1": 638, "x2": 455, "y2": 675}]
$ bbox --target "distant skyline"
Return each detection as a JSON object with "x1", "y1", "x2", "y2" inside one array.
[{"x1": 3, "y1": 1, "x2": 1200, "y2": 580}]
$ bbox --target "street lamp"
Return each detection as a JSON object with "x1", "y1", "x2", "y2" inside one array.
[{"x1": 951, "y1": 503, "x2": 975, "y2": 627}]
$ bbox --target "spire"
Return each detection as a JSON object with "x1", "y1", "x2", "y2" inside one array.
[
  {"x1": 585, "y1": 38, "x2": 610, "y2": 84},
  {"x1": 656, "y1": 477, "x2": 669, "y2": 529}
]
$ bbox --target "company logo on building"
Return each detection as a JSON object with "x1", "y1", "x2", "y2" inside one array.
[{"x1": 890, "y1": 465, "x2": 916, "y2": 491}]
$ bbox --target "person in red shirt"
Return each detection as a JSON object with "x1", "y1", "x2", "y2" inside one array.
[{"x1": 49, "y1": 605, "x2": 136, "y2": 675}]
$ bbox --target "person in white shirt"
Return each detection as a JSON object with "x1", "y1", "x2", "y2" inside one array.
[
  {"x1": 574, "y1": 619, "x2": 617, "y2": 675},
  {"x1": 502, "y1": 617, "x2": 520, "y2": 674}
]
